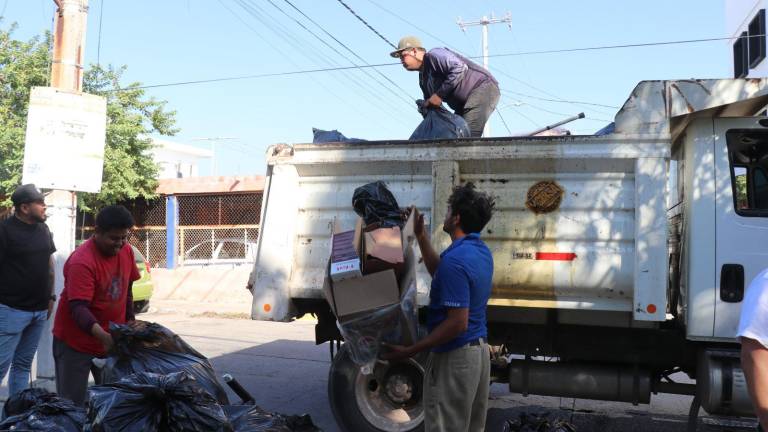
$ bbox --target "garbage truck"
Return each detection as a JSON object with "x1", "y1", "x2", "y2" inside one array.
[{"x1": 247, "y1": 78, "x2": 768, "y2": 431}]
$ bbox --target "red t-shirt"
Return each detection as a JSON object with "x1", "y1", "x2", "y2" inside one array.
[{"x1": 53, "y1": 239, "x2": 141, "y2": 356}]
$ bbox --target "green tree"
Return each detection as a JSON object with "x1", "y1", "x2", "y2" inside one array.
[{"x1": 0, "y1": 25, "x2": 178, "y2": 211}]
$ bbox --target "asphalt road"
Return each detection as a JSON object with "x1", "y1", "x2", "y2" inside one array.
[{"x1": 145, "y1": 309, "x2": 759, "y2": 432}]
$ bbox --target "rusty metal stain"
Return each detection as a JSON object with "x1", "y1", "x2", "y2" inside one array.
[
  {"x1": 670, "y1": 83, "x2": 695, "y2": 113},
  {"x1": 525, "y1": 180, "x2": 564, "y2": 214}
]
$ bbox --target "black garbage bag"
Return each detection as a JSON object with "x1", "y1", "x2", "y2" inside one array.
[
  {"x1": 410, "y1": 103, "x2": 470, "y2": 140},
  {"x1": 225, "y1": 405, "x2": 322, "y2": 432},
  {"x1": 312, "y1": 128, "x2": 366, "y2": 144},
  {"x1": 2, "y1": 387, "x2": 58, "y2": 419},
  {"x1": 103, "y1": 321, "x2": 229, "y2": 405},
  {"x1": 0, "y1": 395, "x2": 85, "y2": 432},
  {"x1": 85, "y1": 371, "x2": 230, "y2": 432},
  {"x1": 351, "y1": 181, "x2": 402, "y2": 228},
  {"x1": 502, "y1": 413, "x2": 577, "y2": 432}
]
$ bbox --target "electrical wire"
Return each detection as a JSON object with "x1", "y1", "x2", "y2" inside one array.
[
  {"x1": 502, "y1": 89, "x2": 618, "y2": 109},
  {"x1": 241, "y1": 0, "x2": 410, "y2": 118},
  {"x1": 231, "y1": 0, "x2": 412, "y2": 124},
  {"x1": 335, "y1": 0, "x2": 395, "y2": 48},
  {"x1": 96, "y1": 0, "x2": 104, "y2": 66},
  {"x1": 495, "y1": 109, "x2": 513, "y2": 135},
  {"x1": 277, "y1": 0, "x2": 414, "y2": 106}
]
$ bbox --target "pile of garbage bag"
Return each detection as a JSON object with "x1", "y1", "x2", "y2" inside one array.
[
  {"x1": 85, "y1": 371, "x2": 229, "y2": 432},
  {"x1": 104, "y1": 320, "x2": 230, "y2": 405},
  {"x1": 0, "y1": 388, "x2": 85, "y2": 432},
  {"x1": 502, "y1": 413, "x2": 577, "y2": 432}
]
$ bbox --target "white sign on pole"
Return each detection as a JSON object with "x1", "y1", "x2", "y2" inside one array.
[{"x1": 22, "y1": 86, "x2": 107, "y2": 192}]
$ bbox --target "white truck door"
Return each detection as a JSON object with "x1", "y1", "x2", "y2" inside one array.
[{"x1": 713, "y1": 118, "x2": 768, "y2": 339}]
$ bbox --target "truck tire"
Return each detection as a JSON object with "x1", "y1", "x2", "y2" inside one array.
[{"x1": 328, "y1": 344, "x2": 425, "y2": 432}]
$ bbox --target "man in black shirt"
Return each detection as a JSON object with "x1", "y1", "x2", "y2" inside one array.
[{"x1": 0, "y1": 184, "x2": 56, "y2": 397}]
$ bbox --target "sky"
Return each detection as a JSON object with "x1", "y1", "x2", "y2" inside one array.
[{"x1": 4, "y1": 0, "x2": 728, "y2": 176}]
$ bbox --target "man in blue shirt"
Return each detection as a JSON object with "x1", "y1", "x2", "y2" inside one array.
[
  {"x1": 390, "y1": 35, "x2": 500, "y2": 138},
  {"x1": 384, "y1": 183, "x2": 495, "y2": 432}
]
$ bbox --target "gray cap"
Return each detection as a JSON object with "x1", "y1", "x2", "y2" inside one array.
[
  {"x1": 11, "y1": 184, "x2": 45, "y2": 206},
  {"x1": 390, "y1": 36, "x2": 423, "y2": 58}
]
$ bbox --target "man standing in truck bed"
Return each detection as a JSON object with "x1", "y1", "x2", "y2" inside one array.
[
  {"x1": 383, "y1": 183, "x2": 495, "y2": 432},
  {"x1": 391, "y1": 36, "x2": 500, "y2": 138}
]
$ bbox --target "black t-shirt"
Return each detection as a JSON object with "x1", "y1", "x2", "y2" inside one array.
[{"x1": 0, "y1": 216, "x2": 56, "y2": 311}]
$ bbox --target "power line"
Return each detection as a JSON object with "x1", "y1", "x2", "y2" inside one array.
[
  {"x1": 110, "y1": 63, "x2": 400, "y2": 91},
  {"x1": 240, "y1": 0, "x2": 413, "y2": 118},
  {"x1": 486, "y1": 34, "x2": 766, "y2": 59},
  {"x1": 230, "y1": 0, "x2": 412, "y2": 124},
  {"x1": 495, "y1": 109, "x2": 512, "y2": 135},
  {"x1": 501, "y1": 89, "x2": 618, "y2": 109},
  {"x1": 278, "y1": 0, "x2": 413, "y2": 105},
  {"x1": 335, "y1": 0, "x2": 395, "y2": 48},
  {"x1": 96, "y1": 0, "x2": 104, "y2": 66}
]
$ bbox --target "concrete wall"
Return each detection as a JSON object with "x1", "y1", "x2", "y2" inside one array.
[{"x1": 149, "y1": 266, "x2": 253, "y2": 314}]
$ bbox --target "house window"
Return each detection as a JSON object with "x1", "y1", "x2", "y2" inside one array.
[
  {"x1": 727, "y1": 130, "x2": 768, "y2": 216},
  {"x1": 734, "y1": 31, "x2": 749, "y2": 78},
  {"x1": 749, "y1": 9, "x2": 766, "y2": 68}
]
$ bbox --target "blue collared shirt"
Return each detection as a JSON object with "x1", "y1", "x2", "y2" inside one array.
[{"x1": 427, "y1": 233, "x2": 493, "y2": 352}]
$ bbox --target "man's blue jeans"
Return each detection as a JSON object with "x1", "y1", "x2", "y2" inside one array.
[{"x1": 0, "y1": 303, "x2": 47, "y2": 397}]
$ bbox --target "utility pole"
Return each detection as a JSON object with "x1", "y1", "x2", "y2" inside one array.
[
  {"x1": 192, "y1": 137, "x2": 238, "y2": 176},
  {"x1": 36, "y1": 0, "x2": 90, "y2": 386},
  {"x1": 457, "y1": 12, "x2": 511, "y2": 137}
]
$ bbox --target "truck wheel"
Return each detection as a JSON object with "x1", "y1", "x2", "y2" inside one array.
[{"x1": 328, "y1": 344, "x2": 424, "y2": 432}]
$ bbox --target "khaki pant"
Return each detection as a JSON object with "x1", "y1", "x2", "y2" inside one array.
[{"x1": 424, "y1": 340, "x2": 490, "y2": 432}]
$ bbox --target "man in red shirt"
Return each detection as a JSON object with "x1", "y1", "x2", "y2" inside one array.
[{"x1": 52, "y1": 205, "x2": 140, "y2": 405}]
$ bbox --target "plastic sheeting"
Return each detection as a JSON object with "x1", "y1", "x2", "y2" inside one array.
[
  {"x1": 103, "y1": 321, "x2": 229, "y2": 405},
  {"x1": 224, "y1": 405, "x2": 321, "y2": 432},
  {"x1": 337, "y1": 281, "x2": 417, "y2": 371},
  {"x1": 0, "y1": 392, "x2": 85, "y2": 432},
  {"x1": 351, "y1": 181, "x2": 403, "y2": 229},
  {"x1": 85, "y1": 371, "x2": 229, "y2": 432},
  {"x1": 410, "y1": 102, "x2": 470, "y2": 140}
]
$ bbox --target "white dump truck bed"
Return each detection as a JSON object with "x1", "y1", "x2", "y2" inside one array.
[{"x1": 250, "y1": 79, "x2": 768, "y2": 324}]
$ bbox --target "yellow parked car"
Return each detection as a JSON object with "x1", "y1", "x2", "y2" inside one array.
[{"x1": 130, "y1": 245, "x2": 154, "y2": 314}]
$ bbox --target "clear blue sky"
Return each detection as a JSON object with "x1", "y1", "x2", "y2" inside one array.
[{"x1": 6, "y1": 0, "x2": 727, "y2": 176}]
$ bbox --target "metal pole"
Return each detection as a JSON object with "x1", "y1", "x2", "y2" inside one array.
[
  {"x1": 457, "y1": 12, "x2": 511, "y2": 138},
  {"x1": 37, "y1": 0, "x2": 89, "y2": 387},
  {"x1": 527, "y1": 112, "x2": 585, "y2": 136}
]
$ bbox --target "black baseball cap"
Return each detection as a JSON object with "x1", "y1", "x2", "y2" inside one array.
[{"x1": 11, "y1": 184, "x2": 45, "y2": 206}]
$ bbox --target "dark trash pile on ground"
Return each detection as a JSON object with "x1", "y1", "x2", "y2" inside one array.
[
  {"x1": 0, "y1": 321, "x2": 321, "y2": 432},
  {"x1": 502, "y1": 413, "x2": 577, "y2": 432}
]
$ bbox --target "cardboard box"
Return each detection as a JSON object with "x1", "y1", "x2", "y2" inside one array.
[
  {"x1": 330, "y1": 230, "x2": 362, "y2": 282},
  {"x1": 323, "y1": 266, "x2": 400, "y2": 318},
  {"x1": 360, "y1": 225, "x2": 404, "y2": 276},
  {"x1": 323, "y1": 209, "x2": 420, "y2": 345}
]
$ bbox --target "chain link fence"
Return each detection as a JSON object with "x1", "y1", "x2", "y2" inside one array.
[{"x1": 77, "y1": 193, "x2": 263, "y2": 268}]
